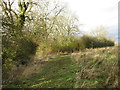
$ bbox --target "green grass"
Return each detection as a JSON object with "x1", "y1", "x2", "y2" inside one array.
[
  {"x1": 4, "y1": 46, "x2": 119, "y2": 88},
  {"x1": 5, "y1": 54, "x2": 77, "y2": 88}
]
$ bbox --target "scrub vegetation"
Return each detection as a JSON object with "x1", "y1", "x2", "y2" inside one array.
[{"x1": 1, "y1": 0, "x2": 118, "y2": 88}]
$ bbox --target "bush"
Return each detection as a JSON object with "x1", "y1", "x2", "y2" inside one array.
[
  {"x1": 49, "y1": 37, "x2": 85, "y2": 53},
  {"x1": 3, "y1": 35, "x2": 37, "y2": 65},
  {"x1": 81, "y1": 35, "x2": 114, "y2": 49},
  {"x1": 2, "y1": 33, "x2": 38, "y2": 82},
  {"x1": 15, "y1": 37, "x2": 37, "y2": 64}
]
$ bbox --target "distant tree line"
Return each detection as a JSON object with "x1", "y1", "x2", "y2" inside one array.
[{"x1": 81, "y1": 35, "x2": 114, "y2": 49}]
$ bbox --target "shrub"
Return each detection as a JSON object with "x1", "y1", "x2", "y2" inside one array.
[
  {"x1": 15, "y1": 36, "x2": 37, "y2": 64},
  {"x1": 81, "y1": 35, "x2": 114, "y2": 49},
  {"x1": 3, "y1": 35, "x2": 37, "y2": 65},
  {"x1": 2, "y1": 33, "x2": 38, "y2": 83},
  {"x1": 49, "y1": 37, "x2": 85, "y2": 53}
]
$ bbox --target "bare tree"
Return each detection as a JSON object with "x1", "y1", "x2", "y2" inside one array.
[{"x1": 1, "y1": 0, "x2": 35, "y2": 35}]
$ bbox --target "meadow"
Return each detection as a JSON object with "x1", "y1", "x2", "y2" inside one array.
[
  {"x1": 1, "y1": 0, "x2": 118, "y2": 88},
  {"x1": 3, "y1": 46, "x2": 119, "y2": 88}
]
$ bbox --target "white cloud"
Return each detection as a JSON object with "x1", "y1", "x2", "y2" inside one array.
[{"x1": 64, "y1": 0, "x2": 119, "y2": 32}]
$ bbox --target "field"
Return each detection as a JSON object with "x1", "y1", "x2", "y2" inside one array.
[
  {"x1": 1, "y1": 0, "x2": 119, "y2": 89},
  {"x1": 3, "y1": 46, "x2": 119, "y2": 88}
]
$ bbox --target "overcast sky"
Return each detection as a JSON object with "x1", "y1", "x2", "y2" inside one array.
[
  {"x1": 64, "y1": 0, "x2": 119, "y2": 43},
  {"x1": 4, "y1": 0, "x2": 120, "y2": 43}
]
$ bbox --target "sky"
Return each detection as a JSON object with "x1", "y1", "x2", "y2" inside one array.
[
  {"x1": 64, "y1": 0, "x2": 119, "y2": 43},
  {"x1": 3, "y1": 0, "x2": 119, "y2": 43}
]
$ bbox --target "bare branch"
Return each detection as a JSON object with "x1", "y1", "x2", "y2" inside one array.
[
  {"x1": 10, "y1": 0, "x2": 15, "y2": 6},
  {"x1": 48, "y1": 7, "x2": 65, "y2": 30},
  {"x1": 11, "y1": 9, "x2": 18, "y2": 18},
  {"x1": 1, "y1": 1, "x2": 11, "y2": 21},
  {"x1": 46, "y1": 3, "x2": 58, "y2": 16}
]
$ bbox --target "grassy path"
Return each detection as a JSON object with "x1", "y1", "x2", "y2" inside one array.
[{"x1": 5, "y1": 46, "x2": 119, "y2": 88}]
